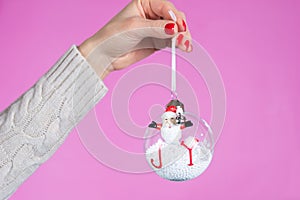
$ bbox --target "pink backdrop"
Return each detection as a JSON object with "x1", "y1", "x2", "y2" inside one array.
[{"x1": 1, "y1": 0, "x2": 300, "y2": 199}]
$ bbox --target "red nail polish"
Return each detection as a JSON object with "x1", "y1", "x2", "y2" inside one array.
[
  {"x1": 165, "y1": 23, "x2": 175, "y2": 35},
  {"x1": 184, "y1": 40, "x2": 190, "y2": 51},
  {"x1": 182, "y1": 20, "x2": 187, "y2": 32},
  {"x1": 177, "y1": 34, "x2": 184, "y2": 45}
]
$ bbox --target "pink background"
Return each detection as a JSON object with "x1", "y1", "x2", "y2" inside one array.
[{"x1": 0, "y1": 0, "x2": 299, "y2": 199}]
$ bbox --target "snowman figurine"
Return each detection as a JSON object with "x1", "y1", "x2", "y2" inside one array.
[{"x1": 148, "y1": 100, "x2": 193, "y2": 144}]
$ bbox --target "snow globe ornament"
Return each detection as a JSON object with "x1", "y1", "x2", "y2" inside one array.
[
  {"x1": 144, "y1": 11, "x2": 215, "y2": 181},
  {"x1": 145, "y1": 99, "x2": 214, "y2": 181}
]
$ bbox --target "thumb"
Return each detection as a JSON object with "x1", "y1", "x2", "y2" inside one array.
[{"x1": 131, "y1": 19, "x2": 178, "y2": 39}]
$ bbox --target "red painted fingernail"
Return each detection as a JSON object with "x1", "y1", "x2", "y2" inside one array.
[
  {"x1": 182, "y1": 20, "x2": 187, "y2": 32},
  {"x1": 177, "y1": 34, "x2": 184, "y2": 45},
  {"x1": 165, "y1": 23, "x2": 175, "y2": 35},
  {"x1": 184, "y1": 40, "x2": 190, "y2": 51}
]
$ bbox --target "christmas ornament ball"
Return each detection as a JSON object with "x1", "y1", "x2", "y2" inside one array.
[{"x1": 145, "y1": 111, "x2": 214, "y2": 181}]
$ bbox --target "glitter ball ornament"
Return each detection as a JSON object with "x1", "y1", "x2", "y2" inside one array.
[{"x1": 145, "y1": 99, "x2": 214, "y2": 181}]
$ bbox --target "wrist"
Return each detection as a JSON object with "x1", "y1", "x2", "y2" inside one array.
[
  {"x1": 99, "y1": 69, "x2": 111, "y2": 80},
  {"x1": 78, "y1": 41, "x2": 111, "y2": 80},
  {"x1": 78, "y1": 39, "x2": 93, "y2": 57}
]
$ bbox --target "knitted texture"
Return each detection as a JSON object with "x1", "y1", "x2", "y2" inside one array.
[{"x1": 0, "y1": 45, "x2": 108, "y2": 199}]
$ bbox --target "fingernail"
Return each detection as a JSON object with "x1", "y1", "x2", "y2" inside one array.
[
  {"x1": 184, "y1": 40, "x2": 190, "y2": 51},
  {"x1": 182, "y1": 20, "x2": 187, "y2": 32},
  {"x1": 165, "y1": 23, "x2": 175, "y2": 35},
  {"x1": 177, "y1": 34, "x2": 184, "y2": 45}
]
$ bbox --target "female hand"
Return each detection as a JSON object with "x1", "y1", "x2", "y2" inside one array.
[{"x1": 78, "y1": 0, "x2": 192, "y2": 79}]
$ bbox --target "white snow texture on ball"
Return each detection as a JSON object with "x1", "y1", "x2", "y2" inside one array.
[{"x1": 146, "y1": 136, "x2": 213, "y2": 181}]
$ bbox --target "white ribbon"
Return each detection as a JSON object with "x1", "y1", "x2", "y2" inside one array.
[{"x1": 168, "y1": 10, "x2": 177, "y2": 99}]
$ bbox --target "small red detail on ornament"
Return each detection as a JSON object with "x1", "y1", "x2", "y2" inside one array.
[
  {"x1": 181, "y1": 139, "x2": 198, "y2": 166},
  {"x1": 151, "y1": 145, "x2": 163, "y2": 169},
  {"x1": 165, "y1": 105, "x2": 177, "y2": 113}
]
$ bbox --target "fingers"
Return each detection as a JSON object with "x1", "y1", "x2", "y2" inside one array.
[
  {"x1": 145, "y1": 0, "x2": 187, "y2": 32},
  {"x1": 136, "y1": 37, "x2": 171, "y2": 51},
  {"x1": 128, "y1": 18, "x2": 179, "y2": 39},
  {"x1": 136, "y1": 34, "x2": 191, "y2": 53},
  {"x1": 138, "y1": 0, "x2": 192, "y2": 52},
  {"x1": 128, "y1": 20, "x2": 192, "y2": 52},
  {"x1": 175, "y1": 33, "x2": 189, "y2": 52}
]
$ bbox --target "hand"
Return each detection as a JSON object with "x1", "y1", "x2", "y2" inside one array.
[
  {"x1": 184, "y1": 120, "x2": 193, "y2": 128},
  {"x1": 78, "y1": 0, "x2": 192, "y2": 79},
  {"x1": 148, "y1": 121, "x2": 158, "y2": 128}
]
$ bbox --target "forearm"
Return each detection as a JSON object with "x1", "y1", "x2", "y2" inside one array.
[{"x1": 0, "y1": 45, "x2": 108, "y2": 199}]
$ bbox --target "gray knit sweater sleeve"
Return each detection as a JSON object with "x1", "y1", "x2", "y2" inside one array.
[{"x1": 0, "y1": 45, "x2": 108, "y2": 199}]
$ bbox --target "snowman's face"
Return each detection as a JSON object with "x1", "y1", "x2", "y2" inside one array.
[{"x1": 163, "y1": 116, "x2": 176, "y2": 127}]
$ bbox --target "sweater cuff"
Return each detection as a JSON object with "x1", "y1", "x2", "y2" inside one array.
[{"x1": 44, "y1": 45, "x2": 108, "y2": 120}]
